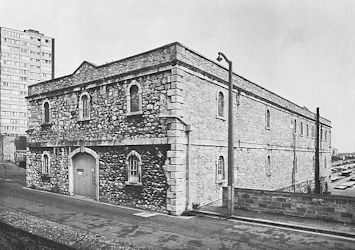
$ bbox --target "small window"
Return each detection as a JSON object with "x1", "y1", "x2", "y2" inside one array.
[
  {"x1": 312, "y1": 156, "x2": 315, "y2": 170},
  {"x1": 300, "y1": 122, "x2": 303, "y2": 136},
  {"x1": 325, "y1": 130, "x2": 327, "y2": 142},
  {"x1": 130, "y1": 85, "x2": 140, "y2": 112},
  {"x1": 306, "y1": 124, "x2": 309, "y2": 137},
  {"x1": 217, "y1": 92, "x2": 224, "y2": 118},
  {"x1": 294, "y1": 119, "x2": 297, "y2": 134},
  {"x1": 321, "y1": 128, "x2": 323, "y2": 141},
  {"x1": 125, "y1": 150, "x2": 142, "y2": 185},
  {"x1": 266, "y1": 109, "x2": 270, "y2": 129},
  {"x1": 216, "y1": 155, "x2": 225, "y2": 182},
  {"x1": 266, "y1": 155, "x2": 271, "y2": 177},
  {"x1": 79, "y1": 92, "x2": 91, "y2": 120},
  {"x1": 42, "y1": 100, "x2": 51, "y2": 124},
  {"x1": 42, "y1": 152, "x2": 50, "y2": 174},
  {"x1": 126, "y1": 81, "x2": 142, "y2": 115},
  {"x1": 329, "y1": 131, "x2": 331, "y2": 147},
  {"x1": 312, "y1": 125, "x2": 315, "y2": 138},
  {"x1": 324, "y1": 157, "x2": 327, "y2": 168},
  {"x1": 44, "y1": 102, "x2": 50, "y2": 123}
]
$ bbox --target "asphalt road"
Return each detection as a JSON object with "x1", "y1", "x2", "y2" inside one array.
[{"x1": 0, "y1": 164, "x2": 355, "y2": 249}]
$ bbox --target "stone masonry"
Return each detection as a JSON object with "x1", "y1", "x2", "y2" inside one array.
[{"x1": 26, "y1": 42, "x2": 332, "y2": 215}]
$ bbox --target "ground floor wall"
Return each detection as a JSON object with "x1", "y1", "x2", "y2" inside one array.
[
  {"x1": 0, "y1": 134, "x2": 16, "y2": 162},
  {"x1": 26, "y1": 144, "x2": 169, "y2": 213},
  {"x1": 223, "y1": 188, "x2": 355, "y2": 224},
  {"x1": 189, "y1": 144, "x2": 331, "y2": 208}
]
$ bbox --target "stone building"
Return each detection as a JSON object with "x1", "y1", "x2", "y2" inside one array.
[{"x1": 26, "y1": 42, "x2": 332, "y2": 215}]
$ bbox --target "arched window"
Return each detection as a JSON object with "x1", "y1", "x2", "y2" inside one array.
[
  {"x1": 300, "y1": 122, "x2": 303, "y2": 136},
  {"x1": 216, "y1": 155, "x2": 225, "y2": 182},
  {"x1": 42, "y1": 100, "x2": 51, "y2": 124},
  {"x1": 266, "y1": 109, "x2": 270, "y2": 129},
  {"x1": 217, "y1": 91, "x2": 224, "y2": 117},
  {"x1": 125, "y1": 150, "x2": 142, "y2": 185},
  {"x1": 126, "y1": 81, "x2": 142, "y2": 115},
  {"x1": 79, "y1": 92, "x2": 91, "y2": 120},
  {"x1": 266, "y1": 155, "x2": 271, "y2": 177},
  {"x1": 42, "y1": 152, "x2": 50, "y2": 174}
]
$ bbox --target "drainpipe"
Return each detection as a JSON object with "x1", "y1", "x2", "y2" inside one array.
[{"x1": 160, "y1": 114, "x2": 191, "y2": 210}]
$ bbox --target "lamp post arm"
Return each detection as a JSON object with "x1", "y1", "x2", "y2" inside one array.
[{"x1": 218, "y1": 52, "x2": 232, "y2": 64}]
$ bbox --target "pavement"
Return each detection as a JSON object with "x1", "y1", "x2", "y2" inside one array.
[{"x1": 1, "y1": 163, "x2": 355, "y2": 249}]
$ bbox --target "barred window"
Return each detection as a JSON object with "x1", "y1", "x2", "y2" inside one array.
[
  {"x1": 126, "y1": 150, "x2": 142, "y2": 185},
  {"x1": 42, "y1": 152, "x2": 50, "y2": 174},
  {"x1": 217, "y1": 155, "x2": 225, "y2": 182}
]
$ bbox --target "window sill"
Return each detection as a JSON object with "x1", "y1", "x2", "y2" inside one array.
[
  {"x1": 216, "y1": 115, "x2": 226, "y2": 121},
  {"x1": 41, "y1": 174, "x2": 52, "y2": 182},
  {"x1": 125, "y1": 181, "x2": 142, "y2": 186},
  {"x1": 41, "y1": 123, "x2": 53, "y2": 128},
  {"x1": 265, "y1": 126, "x2": 271, "y2": 130},
  {"x1": 126, "y1": 111, "x2": 143, "y2": 117},
  {"x1": 216, "y1": 179, "x2": 226, "y2": 186},
  {"x1": 77, "y1": 118, "x2": 91, "y2": 122}
]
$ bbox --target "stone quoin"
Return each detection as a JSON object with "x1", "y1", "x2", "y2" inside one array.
[{"x1": 26, "y1": 42, "x2": 332, "y2": 215}]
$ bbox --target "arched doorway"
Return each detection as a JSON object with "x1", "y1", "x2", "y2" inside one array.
[
  {"x1": 72, "y1": 152, "x2": 96, "y2": 198},
  {"x1": 68, "y1": 147, "x2": 99, "y2": 200}
]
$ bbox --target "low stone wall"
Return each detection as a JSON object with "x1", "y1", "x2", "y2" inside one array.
[{"x1": 223, "y1": 187, "x2": 355, "y2": 224}]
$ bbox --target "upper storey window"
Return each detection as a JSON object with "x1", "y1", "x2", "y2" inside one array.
[
  {"x1": 130, "y1": 85, "x2": 140, "y2": 112},
  {"x1": 217, "y1": 91, "x2": 225, "y2": 118},
  {"x1": 126, "y1": 81, "x2": 142, "y2": 116},
  {"x1": 42, "y1": 99, "x2": 51, "y2": 124},
  {"x1": 265, "y1": 109, "x2": 270, "y2": 129},
  {"x1": 79, "y1": 92, "x2": 91, "y2": 120}
]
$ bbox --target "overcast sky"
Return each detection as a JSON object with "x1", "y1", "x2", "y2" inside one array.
[{"x1": 1, "y1": 0, "x2": 354, "y2": 152}]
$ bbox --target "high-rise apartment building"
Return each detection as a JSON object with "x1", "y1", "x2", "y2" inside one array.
[{"x1": 0, "y1": 27, "x2": 54, "y2": 161}]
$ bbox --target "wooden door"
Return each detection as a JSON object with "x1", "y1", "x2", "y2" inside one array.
[{"x1": 73, "y1": 152, "x2": 96, "y2": 199}]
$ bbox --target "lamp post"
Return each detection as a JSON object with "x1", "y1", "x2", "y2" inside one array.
[{"x1": 217, "y1": 52, "x2": 234, "y2": 217}]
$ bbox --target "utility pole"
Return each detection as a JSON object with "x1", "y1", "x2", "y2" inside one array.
[
  {"x1": 217, "y1": 52, "x2": 234, "y2": 217},
  {"x1": 315, "y1": 107, "x2": 320, "y2": 194}
]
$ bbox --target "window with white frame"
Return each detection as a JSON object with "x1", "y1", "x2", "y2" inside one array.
[
  {"x1": 324, "y1": 157, "x2": 327, "y2": 169},
  {"x1": 42, "y1": 152, "x2": 50, "y2": 175},
  {"x1": 126, "y1": 81, "x2": 142, "y2": 114},
  {"x1": 125, "y1": 150, "x2": 142, "y2": 185},
  {"x1": 266, "y1": 109, "x2": 270, "y2": 129},
  {"x1": 217, "y1": 91, "x2": 224, "y2": 118},
  {"x1": 79, "y1": 92, "x2": 91, "y2": 120},
  {"x1": 42, "y1": 100, "x2": 51, "y2": 124},
  {"x1": 300, "y1": 121, "x2": 303, "y2": 136},
  {"x1": 216, "y1": 155, "x2": 225, "y2": 182},
  {"x1": 306, "y1": 124, "x2": 309, "y2": 137}
]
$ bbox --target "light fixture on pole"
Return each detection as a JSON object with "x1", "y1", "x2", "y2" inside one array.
[{"x1": 216, "y1": 52, "x2": 235, "y2": 217}]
